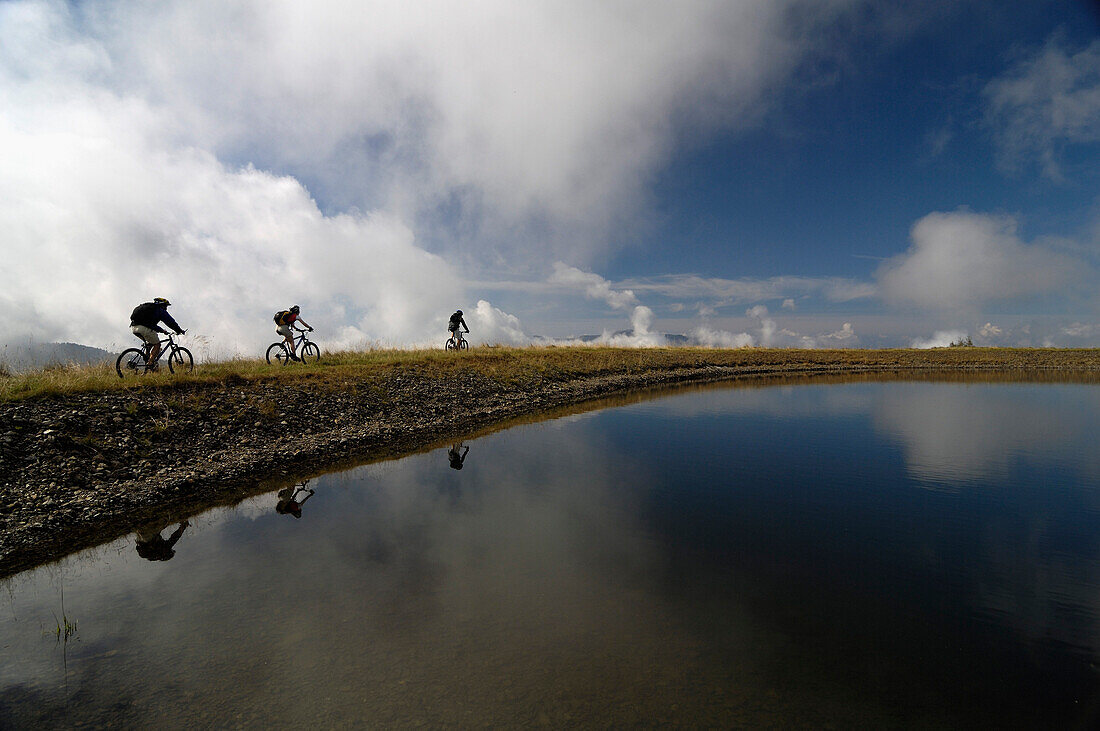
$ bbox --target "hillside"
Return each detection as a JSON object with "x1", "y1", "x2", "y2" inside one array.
[{"x1": 0, "y1": 341, "x2": 113, "y2": 372}]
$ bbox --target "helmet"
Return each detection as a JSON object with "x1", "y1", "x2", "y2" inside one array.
[
  {"x1": 290, "y1": 305, "x2": 300, "y2": 313},
  {"x1": 153, "y1": 297, "x2": 171, "y2": 306},
  {"x1": 456, "y1": 309, "x2": 463, "y2": 316}
]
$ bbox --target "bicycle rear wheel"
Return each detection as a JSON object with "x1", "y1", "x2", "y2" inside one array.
[
  {"x1": 300, "y1": 342, "x2": 320, "y2": 363},
  {"x1": 445, "y1": 338, "x2": 455, "y2": 351},
  {"x1": 266, "y1": 342, "x2": 288, "y2": 365},
  {"x1": 116, "y1": 348, "x2": 148, "y2": 378},
  {"x1": 168, "y1": 346, "x2": 194, "y2": 374}
]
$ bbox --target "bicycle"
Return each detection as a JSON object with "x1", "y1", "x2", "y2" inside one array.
[
  {"x1": 116, "y1": 332, "x2": 194, "y2": 378},
  {"x1": 445, "y1": 330, "x2": 469, "y2": 351},
  {"x1": 267, "y1": 327, "x2": 320, "y2": 365}
]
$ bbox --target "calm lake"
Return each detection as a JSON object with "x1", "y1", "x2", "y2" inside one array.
[{"x1": 3, "y1": 379, "x2": 1100, "y2": 727}]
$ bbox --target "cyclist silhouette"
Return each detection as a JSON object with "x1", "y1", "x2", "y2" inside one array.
[
  {"x1": 276, "y1": 482, "x2": 315, "y2": 518},
  {"x1": 274, "y1": 305, "x2": 313, "y2": 361},
  {"x1": 134, "y1": 520, "x2": 189, "y2": 561},
  {"x1": 448, "y1": 443, "x2": 470, "y2": 470},
  {"x1": 447, "y1": 309, "x2": 469, "y2": 347},
  {"x1": 129, "y1": 298, "x2": 185, "y2": 369}
]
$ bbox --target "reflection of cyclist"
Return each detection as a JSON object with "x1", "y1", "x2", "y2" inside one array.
[
  {"x1": 448, "y1": 443, "x2": 469, "y2": 470},
  {"x1": 276, "y1": 482, "x2": 315, "y2": 519},
  {"x1": 135, "y1": 521, "x2": 189, "y2": 561},
  {"x1": 130, "y1": 298, "x2": 185, "y2": 369},
  {"x1": 448, "y1": 310, "x2": 469, "y2": 346},
  {"x1": 274, "y1": 305, "x2": 313, "y2": 361}
]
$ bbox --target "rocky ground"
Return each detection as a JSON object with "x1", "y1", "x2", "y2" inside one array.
[{"x1": 3, "y1": 351, "x2": 1099, "y2": 579}]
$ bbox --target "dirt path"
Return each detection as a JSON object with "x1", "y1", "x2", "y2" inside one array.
[{"x1": 3, "y1": 352, "x2": 1099, "y2": 579}]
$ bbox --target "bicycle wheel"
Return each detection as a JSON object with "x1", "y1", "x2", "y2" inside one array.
[
  {"x1": 445, "y1": 338, "x2": 455, "y2": 351},
  {"x1": 300, "y1": 342, "x2": 320, "y2": 364},
  {"x1": 459, "y1": 339, "x2": 469, "y2": 351},
  {"x1": 266, "y1": 342, "x2": 289, "y2": 365},
  {"x1": 116, "y1": 348, "x2": 148, "y2": 378},
  {"x1": 168, "y1": 346, "x2": 194, "y2": 374}
]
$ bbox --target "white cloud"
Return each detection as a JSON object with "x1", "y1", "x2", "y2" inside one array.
[
  {"x1": 469, "y1": 300, "x2": 530, "y2": 346},
  {"x1": 549, "y1": 263, "x2": 639, "y2": 311},
  {"x1": 746, "y1": 305, "x2": 777, "y2": 346},
  {"x1": 876, "y1": 210, "x2": 1085, "y2": 312},
  {"x1": 821, "y1": 322, "x2": 857, "y2": 344},
  {"x1": 622, "y1": 274, "x2": 876, "y2": 304},
  {"x1": 744, "y1": 307, "x2": 858, "y2": 349},
  {"x1": 0, "y1": 0, "x2": 881, "y2": 351},
  {"x1": 910, "y1": 330, "x2": 967, "y2": 349},
  {"x1": 75, "y1": 0, "x2": 868, "y2": 264},
  {"x1": 978, "y1": 322, "x2": 1002, "y2": 337},
  {"x1": 690, "y1": 326, "x2": 754, "y2": 348},
  {"x1": 781, "y1": 298, "x2": 796, "y2": 310},
  {"x1": 984, "y1": 37, "x2": 1100, "y2": 179}
]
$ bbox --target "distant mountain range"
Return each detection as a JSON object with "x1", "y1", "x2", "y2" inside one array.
[{"x1": 0, "y1": 342, "x2": 114, "y2": 372}]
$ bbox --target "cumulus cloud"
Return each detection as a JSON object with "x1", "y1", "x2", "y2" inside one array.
[
  {"x1": 73, "y1": 0, "x2": 866, "y2": 264},
  {"x1": 746, "y1": 305, "x2": 777, "y2": 346},
  {"x1": 690, "y1": 326, "x2": 754, "y2": 349},
  {"x1": 548, "y1": 265, "x2": 664, "y2": 346},
  {"x1": 875, "y1": 210, "x2": 1085, "y2": 312},
  {"x1": 984, "y1": 37, "x2": 1100, "y2": 179},
  {"x1": 910, "y1": 330, "x2": 968, "y2": 349},
  {"x1": 0, "y1": 0, "x2": 878, "y2": 352},
  {"x1": 469, "y1": 300, "x2": 530, "y2": 346},
  {"x1": 978, "y1": 322, "x2": 1002, "y2": 338}
]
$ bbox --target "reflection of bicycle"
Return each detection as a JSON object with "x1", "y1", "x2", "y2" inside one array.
[
  {"x1": 445, "y1": 331, "x2": 469, "y2": 351},
  {"x1": 267, "y1": 328, "x2": 320, "y2": 365},
  {"x1": 135, "y1": 520, "x2": 189, "y2": 561},
  {"x1": 448, "y1": 443, "x2": 469, "y2": 470},
  {"x1": 276, "y1": 481, "x2": 314, "y2": 519},
  {"x1": 116, "y1": 333, "x2": 194, "y2": 378}
]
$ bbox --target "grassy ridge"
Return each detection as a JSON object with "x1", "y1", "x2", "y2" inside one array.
[{"x1": 3, "y1": 346, "x2": 1100, "y2": 402}]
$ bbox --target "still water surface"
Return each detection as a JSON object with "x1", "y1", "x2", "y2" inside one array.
[{"x1": 3, "y1": 381, "x2": 1100, "y2": 727}]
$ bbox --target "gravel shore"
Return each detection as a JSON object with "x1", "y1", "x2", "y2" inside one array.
[{"x1": 3, "y1": 349, "x2": 1099, "y2": 579}]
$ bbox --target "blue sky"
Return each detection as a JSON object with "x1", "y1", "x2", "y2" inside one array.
[
  {"x1": 3, "y1": 0, "x2": 1100, "y2": 353},
  {"x1": 635, "y1": 1, "x2": 1100, "y2": 281}
]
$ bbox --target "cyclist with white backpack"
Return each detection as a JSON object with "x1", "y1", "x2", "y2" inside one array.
[{"x1": 273, "y1": 305, "x2": 312, "y2": 361}]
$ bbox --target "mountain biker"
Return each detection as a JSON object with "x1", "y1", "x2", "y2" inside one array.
[
  {"x1": 130, "y1": 297, "x2": 185, "y2": 369},
  {"x1": 274, "y1": 305, "x2": 312, "y2": 361},
  {"x1": 448, "y1": 309, "x2": 469, "y2": 347}
]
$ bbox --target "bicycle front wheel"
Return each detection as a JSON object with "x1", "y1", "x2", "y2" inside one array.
[
  {"x1": 300, "y1": 342, "x2": 320, "y2": 364},
  {"x1": 116, "y1": 348, "x2": 148, "y2": 378},
  {"x1": 459, "y1": 339, "x2": 469, "y2": 351},
  {"x1": 266, "y1": 342, "x2": 288, "y2": 365},
  {"x1": 168, "y1": 346, "x2": 194, "y2": 374}
]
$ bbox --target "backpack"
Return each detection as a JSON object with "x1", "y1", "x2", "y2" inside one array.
[
  {"x1": 274, "y1": 310, "x2": 290, "y2": 325},
  {"x1": 131, "y1": 302, "x2": 157, "y2": 322}
]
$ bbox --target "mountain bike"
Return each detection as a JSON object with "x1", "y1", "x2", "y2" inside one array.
[
  {"x1": 116, "y1": 332, "x2": 194, "y2": 378},
  {"x1": 267, "y1": 328, "x2": 320, "y2": 365},
  {"x1": 445, "y1": 330, "x2": 469, "y2": 351}
]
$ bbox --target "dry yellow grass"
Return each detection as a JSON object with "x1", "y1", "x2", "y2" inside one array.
[{"x1": 3, "y1": 345, "x2": 1099, "y2": 402}]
